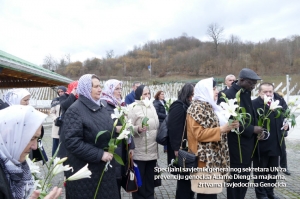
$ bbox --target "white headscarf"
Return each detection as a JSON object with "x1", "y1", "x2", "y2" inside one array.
[
  {"x1": 4, "y1": 88, "x2": 31, "y2": 105},
  {"x1": 77, "y1": 74, "x2": 101, "y2": 105},
  {"x1": 194, "y1": 78, "x2": 228, "y2": 126},
  {"x1": 0, "y1": 105, "x2": 47, "y2": 199},
  {"x1": 101, "y1": 79, "x2": 123, "y2": 106}
]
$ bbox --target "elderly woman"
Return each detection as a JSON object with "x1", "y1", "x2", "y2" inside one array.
[
  {"x1": 167, "y1": 83, "x2": 194, "y2": 199},
  {"x1": 62, "y1": 74, "x2": 119, "y2": 199},
  {"x1": 2, "y1": 89, "x2": 47, "y2": 163},
  {"x1": 100, "y1": 79, "x2": 135, "y2": 198},
  {"x1": 50, "y1": 86, "x2": 67, "y2": 156},
  {"x1": 186, "y1": 78, "x2": 239, "y2": 199},
  {"x1": 0, "y1": 105, "x2": 62, "y2": 199},
  {"x1": 127, "y1": 85, "x2": 159, "y2": 199}
]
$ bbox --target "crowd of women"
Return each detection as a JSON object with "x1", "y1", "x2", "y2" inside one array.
[{"x1": 0, "y1": 73, "x2": 244, "y2": 199}]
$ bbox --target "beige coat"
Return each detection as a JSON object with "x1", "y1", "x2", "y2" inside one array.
[
  {"x1": 128, "y1": 100, "x2": 159, "y2": 161},
  {"x1": 49, "y1": 104, "x2": 61, "y2": 139}
]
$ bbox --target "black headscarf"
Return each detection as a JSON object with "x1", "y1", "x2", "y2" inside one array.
[
  {"x1": 134, "y1": 85, "x2": 146, "y2": 100},
  {"x1": 51, "y1": 86, "x2": 67, "y2": 107}
]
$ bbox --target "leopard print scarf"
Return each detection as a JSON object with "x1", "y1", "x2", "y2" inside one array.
[{"x1": 187, "y1": 100, "x2": 230, "y2": 176}]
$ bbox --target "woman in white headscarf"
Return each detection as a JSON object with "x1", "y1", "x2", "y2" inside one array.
[
  {"x1": 3, "y1": 88, "x2": 47, "y2": 163},
  {"x1": 0, "y1": 105, "x2": 62, "y2": 199},
  {"x1": 186, "y1": 78, "x2": 239, "y2": 199},
  {"x1": 4, "y1": 88, "x2": 31, "y2": 106},
  {"x1": 62, "y1": 74, "x2": 119, "y2": 199}
]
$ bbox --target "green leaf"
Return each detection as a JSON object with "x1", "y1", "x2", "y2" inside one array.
[
  {"x1": 113, "y1": 153, "x2": 124, "y2": 166},
  {"x1": 95, "y1": 130, "x2": 107, "y2": 144},
  {"x1": 142, "y1": 117, "x2": 149, "y2": 127},
  {"x1": 266, "y1": 118, "x2": 270, "y2": 132},
  {"x1": 108, "y1": 139, "x2": 115, "y2": 147},
  {"x1": 274, "y1": 109, "x2": 281, "y2": 118},
  {"x1": 258, "y1": 118, "x2": 263, "y2": 127}
]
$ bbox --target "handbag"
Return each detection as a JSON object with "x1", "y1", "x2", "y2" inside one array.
[
  {"x1": 156, "y1": 115, "x2": 169, "y2": 145},
  {"x1": 154, "y1": 161, "x2": 162, "y2": 187},
  {"x1": 177, "y1": 120, "x2": 198, "y2": 169},
  {"x1": 54, "y1": 108, "x2": 63, "y2": 127},
  {"x1": 133, "y1": 162, "x2": 142, "y2": 187},
  {"x1": 121, "y1": 154, "x2": 138, "y2": 192},
  {"x1": 190, "y1": 171, "x2": 223, "y2": 194}
]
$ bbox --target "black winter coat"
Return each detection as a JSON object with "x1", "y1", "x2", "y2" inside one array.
[
  {"x1": 222, "y1": 82, "x2": 257, "y2": 165},
  {"x1": 63, "y1": 95, "x2": 118, "y2": 199},
  {"x1": 217, "y1": 87, "x2": 228, "y2": 104},
  {"x1": 167, "y1": 100, "x2": 189, "y2": 166},
  {"x1": 101, "y1": 101, "x2": 135, "y2": 179},
  {"x1": 57, "y1": 93, "x2": 77, "y2": 158},
  {"x1": 252, "y1": 93, "x2": 287, "y2": 156},
  {"x1": 0, "y1": 166, "x2": 14, "y2": 199},
  {"x1": 153, "y1": 99, "x2": 167, "y2": 124}
]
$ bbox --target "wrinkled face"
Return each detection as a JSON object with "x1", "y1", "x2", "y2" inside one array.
[
  {"x1": 19, "y1": 125, "x2": 42, "y2": 162},
  {"x1": 57, "y1": 89, "x2": 65, "y2": 96},
  {"x1": 225, "y1": 76, "x2": 236, "y2": 88},
  {"x1": 133, "y1": 83, "x2": 141, "y2": 91},
  {"x1": 259, "y1": 85, "x2": 274, "y2": 99},
  {"x1": 240, "y1": 78, "x2": 257, "y2": 91},
  {"x1": 20, "y1": 95, "x2": 31, "y2": 105},
  {"x1": 213, "y1": 86, "x2": 219, "y2": 101},
  {"x1": 142, "y1": 88, "x2": 150, "y2": 100},
  {"x1": 159, "y1": 92, "x2": 165, "y2": 100},
  {"x1": 91, "y1": 78, "x2": 102, "y2": 101},
  {"x1": 113, "y1": 83, "x2": 122, "y2": 99}
]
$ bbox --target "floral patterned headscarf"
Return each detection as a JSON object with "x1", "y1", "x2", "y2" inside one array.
[
  {"x1": 100, "y1": 79, "x2": 123, "y2": 106},
  {"x1": 77, "y1": 74, "x2": 100, "y2": 106}
]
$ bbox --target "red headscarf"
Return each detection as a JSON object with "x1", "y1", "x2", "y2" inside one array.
[{"x1": 66, "y1": 81, "x2": 79, "y2": 98}]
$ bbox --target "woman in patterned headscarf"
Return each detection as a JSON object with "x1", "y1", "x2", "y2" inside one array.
[
  {"x1": 0, "y1": 105, "x2": 62, "y2": 199},
  {"x1": 62, "y1": 74, "x2": 119, "y2": 199},
  {"x1": 100, "y1": 79, "x2": 135, "y2": 198}
]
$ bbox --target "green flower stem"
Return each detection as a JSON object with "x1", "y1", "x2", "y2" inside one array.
[
  {"x1": 252, "y1": 139, "x2": 258, "y2": 158},
  {"x1": 93, "y1": 165, "x2": 106, "y2": 199},
  {"x1": 238, "y1": 134, "x2": 242, "y2": 163},
  {"x1": 280, "y1": 131, "x2": 286, "y2": 146},
  {"x1": 41, "y1": 164, "x2": 56, "y2": 192}
]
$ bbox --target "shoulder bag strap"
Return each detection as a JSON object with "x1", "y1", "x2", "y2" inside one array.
[{"x1": 180, "y1": 119, "x2": 187, "y2": 150}]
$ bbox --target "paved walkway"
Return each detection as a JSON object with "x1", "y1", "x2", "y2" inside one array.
[{"x1": 42, "y1": 119, "x2": 300, "y2": 199}]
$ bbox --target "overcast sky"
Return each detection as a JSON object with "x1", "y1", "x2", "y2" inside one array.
[{"x1": 1, "y1": 0, "x2": 300, "y2": 66}]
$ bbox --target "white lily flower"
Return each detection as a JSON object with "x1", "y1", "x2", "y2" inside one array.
[
  {"x1": 219, "y1": 99, "x2": 239, "y2": 118},
  {"x1": 25, "y1": 155, "x2": 40, "y2": 174},
  {"x1": 67, "y1": 164, "x2": 92, "y2": 181},
  {"x1": 143, "y1": 97, "x2": 151, "y2": 107},
  {"x1": 269, "y1": 100, "x2": 282, "y2": 110},
  {"x1": 52, "y1": 163, "x2": 73, "y2": 176},
  {"x1": 263, "y1": 95, "x2": 272, "y2": 105},
  {"x1": 121, "y1": 106, "x2": 129, "y2": 115},
  {"x1": 125, "y1": 119, "x2": 133, "y2": 129},
  {"x1": 111, "y1": 108, "x2": 123, "y2": 119},
  {"x1": 117, "y1": 129, "x2": 131, "y2": 140}
]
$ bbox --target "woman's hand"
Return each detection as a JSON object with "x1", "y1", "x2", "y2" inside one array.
[
  {"x1": 138, "y1": 126, "x2": 147, "y2": 133},
  {"x1": 30, "y1": 187, "x2": 62, "y2": 199},
  {"x1": 101, "y1": 152, "x2": 113, "y2": 162},
  {"x1": 220, "y1": 120, "x2": 240, "y2": 133},
  {"x1": 129, "y1": 149, "x2": 134, "y2": 156}
]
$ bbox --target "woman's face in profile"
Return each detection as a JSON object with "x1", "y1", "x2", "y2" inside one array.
[
  {"x1": 213, "y1": 86, "x2": 219, "y2": 101},
  {"x1": 91, "y1": 78, "x2": 102, "y2": 100},
  {"x1": 113, "y1": 83, "x2": 122, "y2": 99},
  {"x1": 20, "y1": 95, "x2": 31, "y2": 105},
  {"x1": 159, "y1": 92, "x2": 165, "y2": 100}
]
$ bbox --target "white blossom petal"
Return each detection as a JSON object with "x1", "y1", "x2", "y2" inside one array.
[{"x1": 67, "y1": 164, "x2": 92, "y2": 181}]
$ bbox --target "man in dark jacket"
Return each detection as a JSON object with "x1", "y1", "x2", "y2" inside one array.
[
  {"x1": 222, "y1": 68, "x2": 264, "y2": 199},
  {"x1": 252, "y1": 83, "x2": 289, "y2": 199},
  {"x1": 125, "y1": 81, "x2": 140, "y2": 105}
]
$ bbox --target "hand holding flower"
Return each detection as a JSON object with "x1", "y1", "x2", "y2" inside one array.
[
  {"x1": 101, "y1": 152, "x2": 113, "y2": 162},
  {"x1": 138, "y1": 126, "x2": 148, "y2": 133},
  {"x1": 220, "y1": 120, "x2": 240, "y2": 133}
]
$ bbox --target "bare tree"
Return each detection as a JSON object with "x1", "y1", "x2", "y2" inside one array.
[
  {"x1": 106, "y1": 50, "x2": 114, "y2": 59},
  {"x1": 207, "y1": 23, "x2": 224, "y2": 54},
  {"x1": 43, "y1": 54, "x2": 58, "y2": 71}
]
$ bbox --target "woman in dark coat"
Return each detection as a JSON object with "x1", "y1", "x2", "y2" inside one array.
[
  {"x1": 167, "y1": 83, "x2": 195, "y2": 199},
  {"x1": 63, "y1": 74, "x2": 118, "y2": 199},
  {"x1": 153, "y1": 90, "x2": 167, "y2": 152},
  {"x1": 100, "y1": 79, "x2": 135, "y2": 199},
  {"x1": 57, "y1": 81, "x2": 78, "y2": 158}
]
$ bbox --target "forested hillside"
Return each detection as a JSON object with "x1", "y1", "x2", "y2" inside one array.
[{"x1": 44, "y1": 34, "x2": 300, "y2": 79}]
